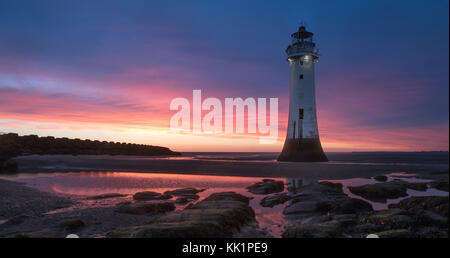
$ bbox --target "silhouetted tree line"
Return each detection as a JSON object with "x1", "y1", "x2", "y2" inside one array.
[{"x1": 0, "y1": 133, "x2": 180, "y2": 173}]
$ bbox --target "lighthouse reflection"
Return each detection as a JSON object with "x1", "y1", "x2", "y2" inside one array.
[{"x1": 286, "y1": 177, "x2": 303, "y2": 193}]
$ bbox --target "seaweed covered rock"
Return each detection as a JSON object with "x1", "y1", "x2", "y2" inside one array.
[
  {"x1": 332, "y1": 198, "x2": 373, "y2": 214},
  {"x1": 116, "y1": 202, "x2": 175, "y2": 215},
  {"x1": 283, "y1": 182, "x2": 372, "y2": 216},
  {"x1": 85, "y1": 193, "x2": 127, "y2": 200},
  {"x1": 119, "y1": 221, "x2": 225, "y2": 238},
  {"x1": 260, "y1": 193, "x2": 292, "y2": 207},
  {"x1": 405, "y1": 182, "x2": 428, "y2": 191},
  {"x1": 389, "y1": 196, "x2": 449, "y2": 217},
  {"x1": 109, "y1": 192, "x2": 255, "y2": 238},
  {"x1": 364, "y1": 209, "x2": 414, "y2": 229},
  {"x1": 164, "y1": 188, "x2": 205, "y2": 196},
  {"x1": 373, "y1": 175, "x2": 388, "y2": 182},
  {"x1": 282, "y1": 220, "x2": 342, "y2": 238},
  {"x1": 429, "y1": 178, "x2": 449, "y2": 192},
  {"x1": 133, "y1": 191, "x2": 172, "y2": 201},
  {"x1": 174, "y1": 194, "x2": 200, "y2": 205},
  {"x1": 376, "y1": 229, "x2": 414, "y2": 238},
  {"x1": 246, "y1": 179, "x2": 284, "y2": 194},
  {"x1": 317, "y1": 181, "x2": 344, "y2": 192},
  {"x1": 59, "y1": 218, "x2": 85, "y2": 231},
  {"x1": 348, "y1": 181, "x2": 408, "y2": 203}
]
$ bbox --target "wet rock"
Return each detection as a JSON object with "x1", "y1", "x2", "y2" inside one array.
[
  {"x1": 294, "y1": 214, "x2": 331, "y2": 226},
  {"x1": 85, "y1": 193, "x2": 127, "y2": 200},
  {"x1": 389, "y1": 196, "x2": 449, "y2": 217},
  {"x1": 174, "y1": 194, "x2": 199, "y2": 205},
  {"x1": 317, "y1": 181, "x2": 344, "y2": 193},
  {"x1": 59, "y1": 218, "x2": 85, "y2": 231},
  {"x1": 132, "y1": 191, "x2": 172, "y2": 201},
  {"x1": 260, "y1": 193, "x2": 291, "y2": 207},
  {"x1": 13, "y1": 233, "x2": 32, "y2": 238},
  {"x1": 234, "y1": 221, "x2": 272, "y2": 238},
  {"x1": 106, "y1": 230, "x2": 134, "y2": 238},
  {"x1": 246, "y1": 179, "x2": 284, "y2": 194},
  {"x1": 348, "y1": 181, "x2": 408, "y2": 203},
  {"x1": 415, "y1": 227, "x2": 449, "y2": 238},
  {"x1": 373, "y1": 175, "x2": 388, "y2": 182},
  {"x1": 333, "y1": 198, "x2": 373, "y2": 214},
  {"x1": 109, "y1": 192, "x2": 255, "y2": 238},
  {"x1": 116, "y1": 202, "x2": 175, "y2": 215},
  {"x1": 5, "y1": 215, "x2": 31, "y2": 226},
  {"x1": 290, "y1": 182, "x2": 344, "y2": 203},
  {"x1": 429, "y1": 178, "x2": 449, "y2": 192},
  {"x1": 331, "y1": 214, "x2": 357, "y2": 227},
  {"x1": 415, "y1": 210, "x2": 449, "y2": 228},
  {"x1": 163, "y1": 188, "x2": 205, "y2": 196},
  {"x1": 283, "y1": 181, "x2": 363, "y2": 216},
  {"x1": 405, "y1": 183, "x2": 428, "y2": 191},
  {"x1": 131, "y1": 221, "x2": 225, "y2": 238},
  {"x1": 282, "y1": 220, "x2": 342, "y2": 238},
  {"x1": 184, "y1": 193, "x2": 255, "y2": 230},
  {"x1": 376, "y1": 229, "x2": 414, "y2": 238},
  {"x1": 351, "y1": 223, "x2": 384, "y2": 234},
  {"x1": 315, "y1": 201, "x2": 333, "y2": 213},
  {"x1": 364, "y1": 209, "x2": 413, "y2": 230},
  {"x1": 428, "y1": 169, "x2": 449, "y2": 175},
  {"x1": 200, "y1": 191, "x2": 251, "y2": 204},
  {"x1": 283, "y1": 201, "x2": 317, "y2": 215},
  {"x1": 315, "y1": 198, "x2": 373, "y2": 214}
]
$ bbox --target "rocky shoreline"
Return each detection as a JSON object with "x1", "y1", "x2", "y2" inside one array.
[{"x1": 0, "y1": 170, "x2": 448, "y2": 238}]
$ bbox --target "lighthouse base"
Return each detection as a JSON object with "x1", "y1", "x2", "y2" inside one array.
[{"x1": 278, "y1": 138, "x2": 328, "y2": 162}]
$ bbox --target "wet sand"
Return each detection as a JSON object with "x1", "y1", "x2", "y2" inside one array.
[{"x1": 11, "y1": 153, "x2": 449, "y2": 181}]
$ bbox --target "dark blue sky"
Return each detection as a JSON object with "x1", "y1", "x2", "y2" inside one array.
[{"x1": 0, "y1": 0, "x2": 448, "y2": 151}]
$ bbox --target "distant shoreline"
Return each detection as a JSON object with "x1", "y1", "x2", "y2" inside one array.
[{"x1": 0, "y1": 133, "x2": 180, "y2": 173}]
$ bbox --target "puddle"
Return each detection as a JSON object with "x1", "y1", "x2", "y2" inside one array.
[
  {"x1": 2, "y1": 171, "x2": 447, "y2": 237},
  {"x1": 322, "y1": 172, "x2": 448, "y2": 210},
  {"x1": 3, "y1": 172, "x2": 290, "y2": 237}
]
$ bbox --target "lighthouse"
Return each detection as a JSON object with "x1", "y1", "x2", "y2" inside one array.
[{"x1": 278, "y1": 26, "x2": 328, "y2": 162}]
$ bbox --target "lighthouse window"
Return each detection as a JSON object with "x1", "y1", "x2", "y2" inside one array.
[
  {"x1": 299, "y1": 108, "x2": 304, "y2": 119},
  {"x1": 299, "y1": 74, "x2": 304, "y2": 79}
]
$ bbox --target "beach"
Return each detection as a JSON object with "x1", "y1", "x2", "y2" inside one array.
[
  {"x1": 9, "y1": 152, "x2": 449, "y2": 180},
  {"x1": 0, "y1": 152, "x2": 448, "y2": 238}
]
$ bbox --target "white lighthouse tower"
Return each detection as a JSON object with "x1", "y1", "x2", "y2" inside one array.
[{"x1": 278, "y1": 26, "x2": 328, "y2": 162}]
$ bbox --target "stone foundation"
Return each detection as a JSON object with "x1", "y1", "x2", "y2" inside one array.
[{"x1": 278, "y1": 138, "x2": 328, "y2": 162}]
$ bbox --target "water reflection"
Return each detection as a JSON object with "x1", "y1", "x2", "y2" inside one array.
[
  {"x1": 3, "y1": 172, "x2": 448, "y2": 237},
  {"x1": 8, "y1": 172, "x2": 290, "y2": 237},
  {"x1": 286, "y1": 178, "x2": 303, "y2": 193},
  {"x1": 323, "y1": 172, "x2": 449, "y2": 210}
]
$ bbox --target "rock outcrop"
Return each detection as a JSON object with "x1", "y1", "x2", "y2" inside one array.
[
  {"x1": 260, "y1": 193, "x2": 292, "y2": 207},
  {"x1": 132, "y1": 191, "x2": 172, "y2": 201},
  {"x1": 348, "y1": 181, "x2": 408, "y2": 203},
  {"x1": 116, "y1": 202, "x2": 175, "y2": 215},
  {"x1": 246, "y1": 179, "x2": 284, "y2": 194},
  {"x1": 108, "y1": 192, "x2": 255, "y2": 238}
]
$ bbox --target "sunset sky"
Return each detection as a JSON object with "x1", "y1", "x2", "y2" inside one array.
[{"x1": 0, "y1": 0, "x2": 448, "y2": 152}]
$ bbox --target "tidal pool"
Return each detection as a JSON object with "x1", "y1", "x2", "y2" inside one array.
[{"x1": 2, "y1": 171, "x2": 447, "y2": 237}]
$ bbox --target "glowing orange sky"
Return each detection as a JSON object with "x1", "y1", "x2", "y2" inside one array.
[{"x1": 0, "y1": 1, "x2": 448, "y2": 152}]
